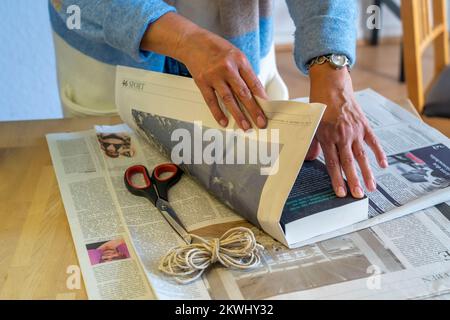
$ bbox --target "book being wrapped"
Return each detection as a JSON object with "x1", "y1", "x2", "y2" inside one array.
[{"x1": 116, "y1": 67, "x2": 370, "y2": 248}]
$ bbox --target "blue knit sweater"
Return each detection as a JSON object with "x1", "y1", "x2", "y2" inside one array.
[{"x1": 49, "y1": 0, "x2": 357, "y2": 75}]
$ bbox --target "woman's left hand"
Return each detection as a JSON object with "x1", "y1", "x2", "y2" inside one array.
[{"x1": 308, "y1": 63, "x2": 388, "y2": 199}]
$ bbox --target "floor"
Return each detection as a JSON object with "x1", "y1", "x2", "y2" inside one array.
[{"x1": 276, "y1": 42, "x2": 450, "y2": 138}]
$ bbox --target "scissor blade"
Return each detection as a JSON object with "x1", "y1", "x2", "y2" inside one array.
[{"x1": 156, "y1": 199, "x2": 191, "y2": 244}]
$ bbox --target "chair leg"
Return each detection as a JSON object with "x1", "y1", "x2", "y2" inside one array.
[
  {"x1": 370, "y1": 0, "x2": 382, "y2": 46},
  {"x1": 400, "y1": 42, "x2": 405, "y2": 83}
]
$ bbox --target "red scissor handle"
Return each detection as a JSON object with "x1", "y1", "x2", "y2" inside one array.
[
  {"x1": 153, "y1": 163, "x2": 179, "y2": 182},
  {"x1": 151, "y1": 163, "x2": 183, "y2": 201},
  {"x1": 124, "y1": 165, "x2": 159, "y2": 205},
  {"x1": 125, "y1": 165, "x2": 152, "y2": 189},
  {"x1": 124, "y1": 164, "x2": 183, "y2": 204}
]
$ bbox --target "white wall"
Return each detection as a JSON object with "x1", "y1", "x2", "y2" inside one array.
[
  {"x1": 0, "y1": 0, "x2": 62, "y2": 121},
  {"x1": 273, "y1": 1, "x2": 296, "y2": 44}
]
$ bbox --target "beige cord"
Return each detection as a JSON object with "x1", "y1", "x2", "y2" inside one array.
[{"x1": 159, "y1": 227, "x2": 264, "y2": 284}]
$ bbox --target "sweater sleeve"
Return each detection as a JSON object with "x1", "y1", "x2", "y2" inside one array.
[
  {"x1": 285, "y1": 0, "x2": 358, "y2": 74},
  {"x1": 50, "y1": 0, "x2": 176, "y2": 62}
]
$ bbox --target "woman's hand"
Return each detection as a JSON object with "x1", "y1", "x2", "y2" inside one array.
[
  {"x1": 308, "y1": 63, "x2": 388, "y2": 199},
  {"x1": 141, "y1": 13, "x2": 268, "y2": 130},
  {"x1": 179, "y1": 30, "x2": 269, "y2": 130}
]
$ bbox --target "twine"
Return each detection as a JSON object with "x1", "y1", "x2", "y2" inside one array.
[{"x1": 158, "y1": 227, "x2": 264, "y2": 284}]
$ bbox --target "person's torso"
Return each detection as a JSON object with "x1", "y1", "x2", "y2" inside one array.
[
  {"x1": 50, "y1": 0, "x2": 288, "y2": 116},
  {"x1": 50, "y1": 0, "x2": 274, "y2": 74}
]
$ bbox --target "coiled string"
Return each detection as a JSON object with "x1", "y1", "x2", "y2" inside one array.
[{"x1": 159, "y1": 227, "x2": 264, "y2": 284}]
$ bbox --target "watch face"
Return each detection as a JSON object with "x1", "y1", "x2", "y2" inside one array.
[{"x1": 331, "y1": 54, "x2": 347, "y2": 67}]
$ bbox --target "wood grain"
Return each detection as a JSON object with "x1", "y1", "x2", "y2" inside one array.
[
  {"x1": 0, "y1": 116, "x2": 121, "y2": 300},
  {"x1": 401, "y1": 0, "x2": 449, "y2": 112}
]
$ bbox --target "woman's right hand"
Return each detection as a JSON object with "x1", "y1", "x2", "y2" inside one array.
[
  {"x1": 141, "y1": 13, "x2": 268, "y2": 130},
  {"x1": 177, "y1": 30, "x2": 269, "y2": 130}
]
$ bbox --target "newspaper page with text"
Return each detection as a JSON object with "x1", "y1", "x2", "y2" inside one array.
[
  {"x1": 95, "y1": 124, "x2": 243, "y2": 299},
  {"x1": 48, "y1": 125, "x2": 450, "y2": 300},
  {"x1": 211, "y1": 202, "x2": 450, "y2": 300},
  {"x1": 47, "y1": 131, "x2": 155, "y2": 300}
]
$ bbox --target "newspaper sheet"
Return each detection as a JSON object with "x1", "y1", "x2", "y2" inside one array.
[
  {"x1": 94, "y1": 124, "x2": 242, "y2": 299},
  {"x1": 47, "y1": 131, "x2": 155, "y2": 300},
  {"x1": 49, "y1": 125, "x2": 247, "y2": 299},
  {"x1": 291, "y1": 89, "x2": 450, "y2": 247},
  {"x1": 48, "y1": 125, "x2": 450, "y2": 300},
  {"x1": 215, "y1": 203, "x2": 450, "y2": 300}
]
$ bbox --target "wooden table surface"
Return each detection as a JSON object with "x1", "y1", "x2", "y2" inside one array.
[
  {"x1": 0, "y1": 116, "x2": 121, "y2": 300},
  {"x1": 0, "y1": 101, "x2": 420, "y2": 300}
]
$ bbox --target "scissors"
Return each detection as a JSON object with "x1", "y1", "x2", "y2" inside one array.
[{"x1": 124, "y1": 164, "x2": 192, "y2": 244}]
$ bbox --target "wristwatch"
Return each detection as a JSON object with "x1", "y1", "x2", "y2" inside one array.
[{"x1": 307, "y1": 54, "x2": 350, "y2": 71}]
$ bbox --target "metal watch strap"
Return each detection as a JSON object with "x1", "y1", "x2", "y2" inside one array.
[
  {"x1": 308, "y1": 55, "x2": 331, "y2": 70},
  {"x1": 307, "y1": 54, "x2": 349, "y2": 71}
]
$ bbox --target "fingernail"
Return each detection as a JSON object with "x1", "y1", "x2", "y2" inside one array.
[
  {"x1": 241, "y1": 120, "x2": 250, "y2": 131},
  {"x1": 381, "y1": 159, "x2": 389, "y2": 168},
  {"x1": 256, "y1": 115, "x2": 266, "y2": 128},
  {"x1": 336, "y1": 186, "x2": 346, "y2": 198},
  {"x1": 353, "y1": 186, "x2": 364, "y2": 198},
  {"x1": 368, "y1": 179, "x2": 377, "y2": 191},
  {"x1": 219, "y1": 119, "x2": 228, "y2": 127},
  {"x1": 240, "y1": 88, "x2": 251, "y2": 100}
]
